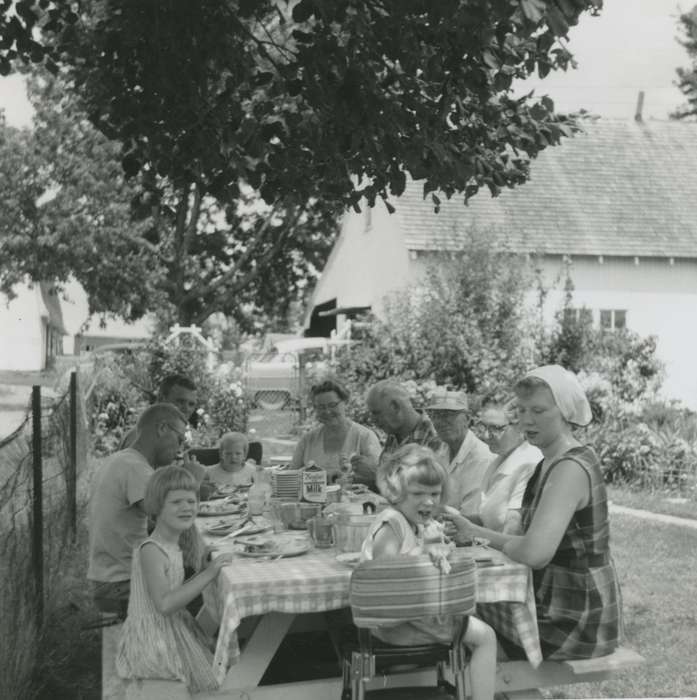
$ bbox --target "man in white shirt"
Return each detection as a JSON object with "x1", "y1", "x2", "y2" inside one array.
[{"x1": 426, "y1": 390, "x2": 493, "y2": 516}]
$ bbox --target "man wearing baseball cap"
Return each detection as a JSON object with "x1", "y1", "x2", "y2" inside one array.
[{"x1": 426, "y1": 389, "x2": 492, "y2": 516}]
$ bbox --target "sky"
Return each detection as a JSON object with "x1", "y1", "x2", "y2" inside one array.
[{"x1": 0, "y1": 0, "x2": 693, "y2": 127}]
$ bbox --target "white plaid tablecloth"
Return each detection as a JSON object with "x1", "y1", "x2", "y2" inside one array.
[{"x1": 203, "y1": 536, "x2": 542, "y2": 684}]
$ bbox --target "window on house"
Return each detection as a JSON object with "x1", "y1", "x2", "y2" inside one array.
[
  {"x1": 563, "y1": 307, "x2": 593, "y2": 325},
  {"x1": 600, "y1": 309, "x2": 627, "y2": 331}
]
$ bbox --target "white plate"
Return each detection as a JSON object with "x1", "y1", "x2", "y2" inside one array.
[
  {"x1": 234, "y1": 534, "x2": 311, "y2": 558},
  {"x1": 198, "y1": 501, "x2": 244, "y2": 517},
  {"x1": 204, "y1": 517, "x2": 271, "y2": 536},
  {"x1": 335, "y1": 552, "x2": 362, "y2": 567},
  {"x1": 236, "y1": 542, "x2": 311, "y2": 559}
]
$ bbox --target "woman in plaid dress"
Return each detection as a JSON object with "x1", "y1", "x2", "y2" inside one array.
[{"x1": 444, "y1": 365, "x2": 622, "y2": 660}]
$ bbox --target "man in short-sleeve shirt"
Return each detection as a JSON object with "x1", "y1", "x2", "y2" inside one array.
[
  {"x1": 87, "y1": 403, "x2": 187, "y2": 617},
  {"x1": 366, "y1": 380, "x2": 448, "y2": 467}
]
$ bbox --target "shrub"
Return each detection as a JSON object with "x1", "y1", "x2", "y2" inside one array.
[
  {"x1": 86, "y1": 353, "x2": 142, "y2": 456},
  {"x1": 542, "y1": 269, "x2": 596, "y2": 373},
  {"x1": 586, "y1": 399, "x2": 697, "y2": 495},
  {"x1": 188, "y1": 367, "x2": 249, "y2": 446},
  {"x1": 588, "y1": 331, "x2": 664, "y2": 404},
  {"x1": 85, "y1": 335, "x2": 251, "y2": 454},
  {"x1": 331, "y1": 234, "x2": 539, "y2": 422}
]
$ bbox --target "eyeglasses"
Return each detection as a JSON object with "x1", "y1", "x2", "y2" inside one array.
[
  {"x1": 473, "y1": 421, "x2": 510, "y2": 437},
  {"x1": 313, "y1": 401, "x2": 341, "y2": 412},
  {"x1": 164, "y1": 422, "x2": 187, "y2": 445}
]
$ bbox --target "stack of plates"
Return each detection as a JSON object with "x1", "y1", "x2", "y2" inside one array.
[{"x1": 272, "y1": 469, "x2": 302, "y2": 500}]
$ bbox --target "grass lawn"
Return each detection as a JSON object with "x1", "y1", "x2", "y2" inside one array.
[
  {"x1": 544, "y1": 511, "x2": 697, "y2": 699},
  {"x1": 608, "y1": 484, "x2": 697, "y2": 521}
]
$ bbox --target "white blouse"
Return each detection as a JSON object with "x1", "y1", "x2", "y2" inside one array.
[{"x1": 478, "y1": 442, "x2": 541, "y2": 533}]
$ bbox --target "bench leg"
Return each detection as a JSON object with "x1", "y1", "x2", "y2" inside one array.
[{"x1": 102, "y1": 621, "x2": 125, "y2": 700}]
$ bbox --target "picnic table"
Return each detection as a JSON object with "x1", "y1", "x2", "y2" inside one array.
[{"x1": 197, "y1": 523, "x2": 542, "y2": 700}]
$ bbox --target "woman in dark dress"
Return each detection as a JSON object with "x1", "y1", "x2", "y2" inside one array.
[{"x1": 444, "y1": 365, "x2": 622, "y2": 660}]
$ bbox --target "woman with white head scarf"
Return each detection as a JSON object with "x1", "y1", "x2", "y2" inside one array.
[{"x1": 444, "y1": 365, "x2": 622, "y2": 661}]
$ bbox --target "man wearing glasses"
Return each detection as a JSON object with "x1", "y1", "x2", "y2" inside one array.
[
  {"x1": 426, "y1": 390, "x2": 493, "y2": 516},
  {"x1": 120, "y1": 373, "x2": 198, "y2": 450},
  {"x1": 87, "y1": 403, "x2": 188, "y2": 618}
]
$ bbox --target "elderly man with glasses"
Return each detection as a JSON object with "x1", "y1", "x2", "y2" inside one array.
[
  {"x1": 426, "y1": 390, "x2": 493, "y2": 516},
  {"x1": 87, "y1": 403, "x2": 189, "y2": 619}
]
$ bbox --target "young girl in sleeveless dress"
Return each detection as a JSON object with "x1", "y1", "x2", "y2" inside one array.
[
  {"x1": 361, "y1": 444, "x2": 497, "y2": 700},
  {"x1": 116, "y1": 466, "x2": 234, "y2": 693}
]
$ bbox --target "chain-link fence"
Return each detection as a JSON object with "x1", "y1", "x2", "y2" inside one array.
[{"x1": 0, "y1": 372, "x2": 89, "y2": 698}]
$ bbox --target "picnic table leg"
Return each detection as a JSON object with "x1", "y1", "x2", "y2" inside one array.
[{"x1": 220, "y1": 612, "x2": 296, "y2": 691}]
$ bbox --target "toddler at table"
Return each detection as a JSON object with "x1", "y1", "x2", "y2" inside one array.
[
  {"x1": 360, "y1": 443, "x2": 497, "y2": 700},
  {"x1": 205, "y1": 432, "x2": 256, "y2": 489},
  {"x1": 116, "y1": 466, "x2": 233, "y2": 693}
]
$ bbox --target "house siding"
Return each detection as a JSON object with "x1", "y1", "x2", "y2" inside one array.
[
  {"x1": 0, "y1": 286, "x2": 48, "y2": 371},
  {"x1": 408, "y1": 253, "x2": 697, "y2": 408},
  {"x1": 534, "y1": 256, "x2": 697, "y2": 408},
  {"x1": 306, "y1": 202, "x2": 411, "y2": 333}
]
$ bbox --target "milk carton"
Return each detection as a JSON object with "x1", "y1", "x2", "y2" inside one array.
[{"x1": 301, "y1": 461, "x2": 327, "y2": 504}]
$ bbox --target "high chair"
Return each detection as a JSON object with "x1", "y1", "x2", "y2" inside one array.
[{"x1": 342, "y1": 552, "x2": 476, "y2": 700}]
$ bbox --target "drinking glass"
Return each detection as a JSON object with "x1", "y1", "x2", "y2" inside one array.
[
  {"x1": 308, "y1": 516, "x2": 335, "y2": 548},
  {"x1": 266, "y1": 498, "x2": 285, "y2": 534}
]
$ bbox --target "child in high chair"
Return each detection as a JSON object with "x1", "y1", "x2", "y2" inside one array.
[
  {"x1": 206, "y1": 431, "x2": 256, "y2": 488},
  {"x1": 360, "y1": 443, "x2": 497, "y2": 700},
  {"x1": 116, "y1": 466, "x2": 234, "y2": 693}
]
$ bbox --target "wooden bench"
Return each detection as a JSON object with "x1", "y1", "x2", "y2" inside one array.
[
  {"x1": 103, "y1": 617, "x2": 642, "y2": 700},
  {"x1": 494, "y1": 646, "x2": 645, "y2": 698}
]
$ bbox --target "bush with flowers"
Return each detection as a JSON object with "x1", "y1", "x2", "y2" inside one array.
[
  {"x1": 86, "y1": 352, "x2": 144, "y2": 455},
  {"x1": 582, "y1": 397, "x2": 697, "y2": 495},
  {"x1": 188, "y1": 367, "x2": 249, "y2": 447},
  {"x1": 85, "y1": 335, "x2": 250, "y2": 455}
]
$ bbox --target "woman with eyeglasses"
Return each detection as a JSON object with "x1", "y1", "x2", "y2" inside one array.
[
  {"x1": 290, "y1": 378, "x2": 381, "y2": 485},
  {"x1": 444, "y1": 365, "x2": 621, "y2": 661},
  {"x1": 471, "y1": 401, "x2": 541, "y2": 534}
]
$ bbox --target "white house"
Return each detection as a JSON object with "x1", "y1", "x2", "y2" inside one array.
[
  {"x1": 56, "y1": 278, "x2": 154, "y2": 355},
  {"x1": 305, "y1": 118, "x2": 697, "y2": 408},
  {"x1": 0, "y1": 280, "x2": 66, "y2": 371},
  {"x1": 0, "y1": 277, "x2": 155, "y2": 372}
]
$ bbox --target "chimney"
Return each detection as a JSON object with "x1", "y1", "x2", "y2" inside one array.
[{"x1": 634, "y1": 91, "x2": 645, "y2": 122}]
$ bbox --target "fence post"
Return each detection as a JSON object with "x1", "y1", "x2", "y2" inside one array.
[
  {"x1": 68, "y1": 371, "x2": 78, "y2": 540},
  {"x1": 297, "y1": 353, "x2": 307, "y2": 424},
  {"x1": 31, "y1": 385, "x2": 44, "y2": 628}
]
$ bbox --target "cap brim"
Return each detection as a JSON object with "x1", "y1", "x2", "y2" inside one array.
[{"x1": 427, "y1": 403, "x2": 467, "y2": 411}]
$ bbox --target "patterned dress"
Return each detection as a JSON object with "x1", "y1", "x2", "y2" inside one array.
[
  {"x1": 502, "y1": 446, "x2": 622, "y2": 660},
  {"x1": 116, "y1": 538, "x2": 219, "y2": 692}
]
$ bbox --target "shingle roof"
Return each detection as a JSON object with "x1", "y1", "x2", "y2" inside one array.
[{"x1": 397, "y1": 118, "x2": 697, "y2": 258}]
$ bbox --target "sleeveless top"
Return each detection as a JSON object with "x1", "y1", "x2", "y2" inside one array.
[
  {"x1": 291, "y1": 420, "x2": 381, "y2": 481},
  {"x1": 115, "y1": 538, "x2": 219, "y2": 692},
  {"x1": 360, "y1": 508, "x2": 457, "y2": 645},
  {"x1": 519, "y1": 446, "x2": 622, "y2": 660}
]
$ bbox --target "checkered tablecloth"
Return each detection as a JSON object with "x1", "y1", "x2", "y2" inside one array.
[{"x1": 203, "y1": 535, "x2": 542, "y2": 684}]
